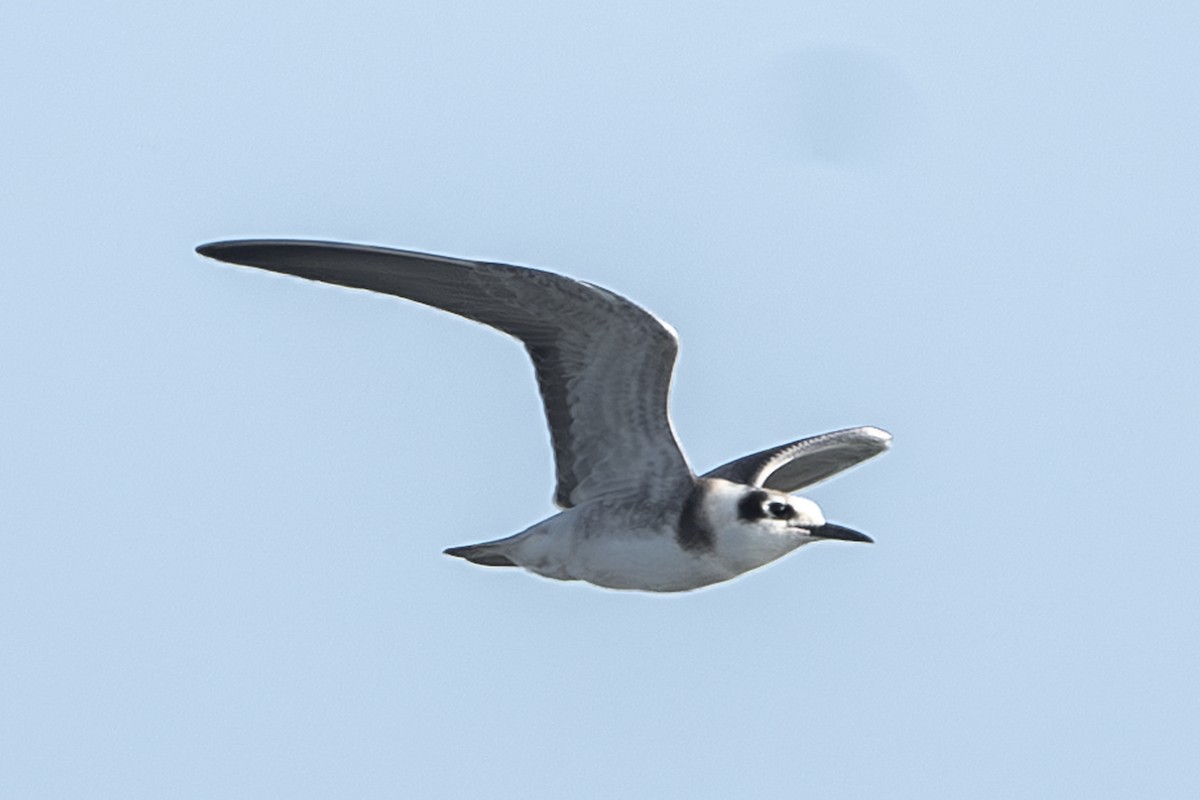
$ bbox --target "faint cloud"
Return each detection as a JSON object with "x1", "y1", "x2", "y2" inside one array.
[{"x1": 769, "y1": 46, "x2": 919, "y2": 165}]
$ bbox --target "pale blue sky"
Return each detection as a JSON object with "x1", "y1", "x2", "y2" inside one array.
[{"x1": 3, "y1": 1, "x2": 1198, "y2": 797}]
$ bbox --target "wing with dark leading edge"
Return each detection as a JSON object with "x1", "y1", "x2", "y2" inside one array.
[
  {"x1": 703, "y1": 426, "x2": 891, "y2": 493},
  {"x1": 196, "y1": 239, "x2": 696, "y2": 509}
]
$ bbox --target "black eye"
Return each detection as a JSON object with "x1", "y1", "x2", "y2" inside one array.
[{"x1": 767, "y1": 501, "x2": 795, "y2": 520}]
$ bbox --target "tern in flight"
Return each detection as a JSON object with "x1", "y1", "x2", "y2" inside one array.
[{"x1": 197, "y1": 240, "x2": 890, "y2": 592}]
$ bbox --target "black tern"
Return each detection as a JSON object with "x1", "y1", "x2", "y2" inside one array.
[{"x1": 197, "y1": 240, "x2": 890, "y2": 592}]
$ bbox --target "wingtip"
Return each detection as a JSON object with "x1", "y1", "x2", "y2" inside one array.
[
  {"x1": 865, "y1": 426, "x2": 893, "y2": 448},
  {"x1": 443, "y1": 544, "x2": 519, "y2": 568},
  {"x1": 195, "y1": 240, "x2": 236, "y2": 261},
  {"x1": 846, "y1": 426, "x2": 892, "y2": 450},
  {"x1": 194, "y1": 239, "x2": 291, "y2": 267}
]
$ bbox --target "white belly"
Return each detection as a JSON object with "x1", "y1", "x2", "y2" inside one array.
[
  {"x1": 566, "y1": 534, "x2": 734, "y2": 592},
  {"x1": 510, "y1": 519, "x2": 798, "y2": 593}
]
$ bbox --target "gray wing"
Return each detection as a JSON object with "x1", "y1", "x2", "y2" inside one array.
[
  {"x1": 703, "y1": 426, "x2": 891, "y2": 493},
  {"x1": 196, "y1": 239, "x2": 695, "y2": 508}
]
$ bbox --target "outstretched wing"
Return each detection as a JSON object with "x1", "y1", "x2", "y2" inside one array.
[
  {"x1": 197, "y1": 239, "x2": 695, "y2": 508},
  {"x1": 703, "y1": 426, "x2": 891, "y2": 493}
]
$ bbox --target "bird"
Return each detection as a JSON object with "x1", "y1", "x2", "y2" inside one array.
[{"x1": 196, "y1": 239, "x2": 890, "y2": 592}]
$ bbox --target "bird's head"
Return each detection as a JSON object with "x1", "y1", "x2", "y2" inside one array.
[
  {"x1": 693, "y1": 479, "x2": 874, "y2": 546},
  {"x1": 735, "y1": 485, "x2": 873, "y2": 543}
]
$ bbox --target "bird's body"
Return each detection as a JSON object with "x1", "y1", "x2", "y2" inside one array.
[
  {"x1": 481, "y1": 479, "x2": 835, "y2": 592},
  {"x1": 197, "y1": 239, "x2": 890, "y2": 592}
]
